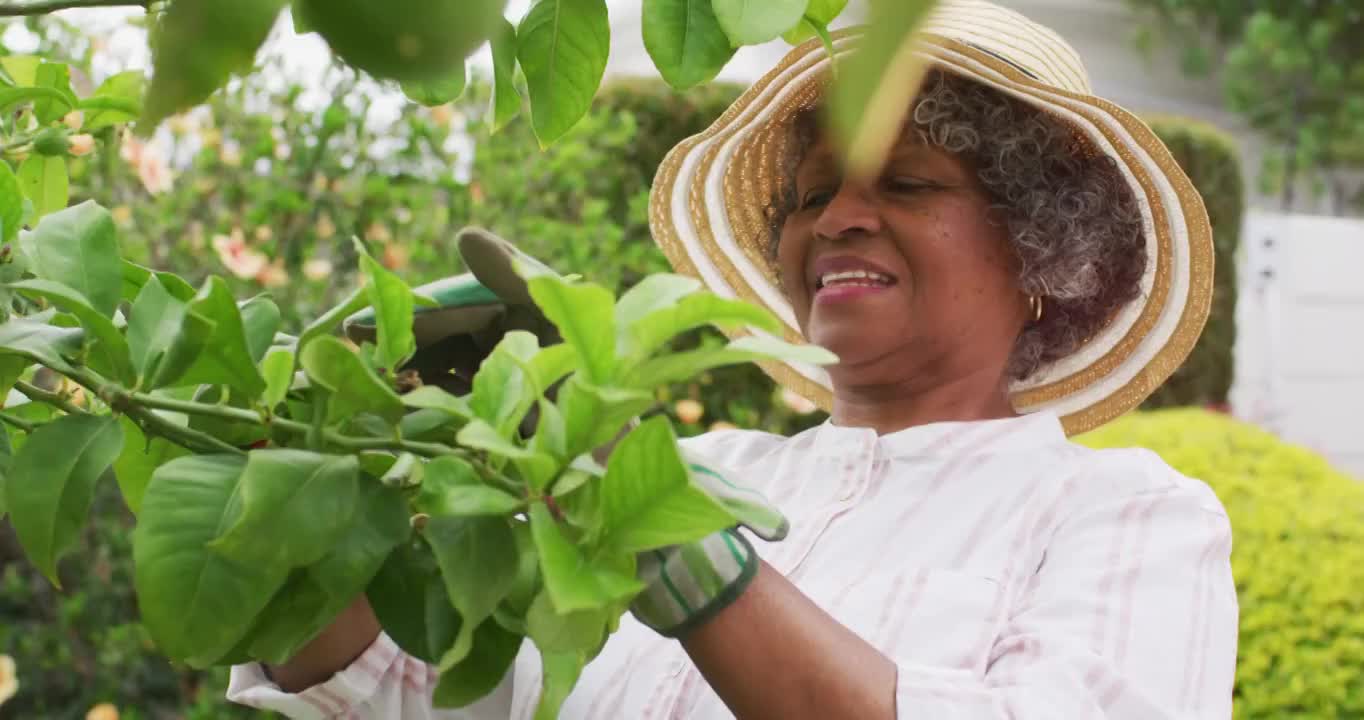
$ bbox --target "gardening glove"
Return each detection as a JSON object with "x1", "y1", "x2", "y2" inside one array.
[
  {"x1": 630, "y1": 450, "x2": 789, "y2": 638},
  {"x1": 344, "y1": 227, "x2": 563, "y2": 398}
]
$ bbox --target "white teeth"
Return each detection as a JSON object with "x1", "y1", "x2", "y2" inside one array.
[{"x1": 818, "y1": 270, "x2": 893, "y2": 289}]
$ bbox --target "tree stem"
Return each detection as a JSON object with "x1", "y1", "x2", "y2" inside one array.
[
  {"x1": 15, "y1": 379, "x2": 87, "y2": 416},
  {"x1": 0, "y1": 411, "x2": 35, "y2": 433},
  {"x1": 0, "y1": 0, "x2": 146, "y2": 16}
]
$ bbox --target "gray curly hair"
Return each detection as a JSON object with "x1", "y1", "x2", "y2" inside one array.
[{"x1": 769, "y1": 70, "x2": 1148, "y2": 381}]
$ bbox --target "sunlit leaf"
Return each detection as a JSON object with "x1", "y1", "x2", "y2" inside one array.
[
  {"x1": 529, "y1": 501, "x2": 642, "y2": 613},
  {"x1": 113, "y1": 417, "x2": 188, "y2": 516},
  {"x1": 489, "y1": 18, "x2": 521, "y2": 131},
  {"x1": 141, "y1": 0, "x2": 287, "y2": 130},
  {"x1": 17, "y1": 201, "x2": 122, "y2": 317},
  {"x1": 7, "y1": 279, "x2": 134, "y2": 384},
  {"x1": 711, "y1": 0, "x2": 807, "y2": 46},
  {"x1": 300, "y1": 335, "x2": 405, "y2": 425},
  {"x1": 176, "y1": 277, "x2": 267, "y2": 398},
  {"x1": 432, "y1": 619, "x2": 522, "y2": 708},
  {"x1": 517, "y1": 0, "x2": 611, "y2": 146},
  {"x1": 829, "y1": 0, "x2": 941, "y2": 178},
  {"x1": 526, "y1": 275, "x2": 616, "y2": 384},
  {"x1": 642, "y1": 0, "x2": 736, "y2": 89},
  {"x1": 17, "y1": 155, "x2": 68, "y2": 223}
]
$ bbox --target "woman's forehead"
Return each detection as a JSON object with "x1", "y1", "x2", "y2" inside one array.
[{"x1": 797, "y1": 129, "x2": 938, "y2": 176}]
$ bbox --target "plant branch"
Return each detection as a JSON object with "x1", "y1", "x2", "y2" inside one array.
[
  {"x1": 123, "y1": 389, "x2": 477, "y2": 461},
  {"x1": 0, "y1": 411, "x2": 35, "y2": 433},
  {"x1": 0, "y1": 0, "x2": 146, "y2": 16},
  {"x1": 15, "y1": 379, "x2": 87, "y2": 416}
]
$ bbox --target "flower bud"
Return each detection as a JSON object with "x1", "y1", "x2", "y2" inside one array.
[
  {"x1": 67, "y1": 134, "x2": 96, "y2": 157},
  {"x1": 675, "y1": 399, "x2": 705, "y2": 425},
  {"x1": 61, "y1": 110, "x2": 84, "y2": 131}
]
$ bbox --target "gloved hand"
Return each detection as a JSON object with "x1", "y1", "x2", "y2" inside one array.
[
  {"x1": 345, "y1": 227, "x2": 561, "y2": 399},
  {"x1": 630, "y1": 451, "x2": 789, "y2": 638}
]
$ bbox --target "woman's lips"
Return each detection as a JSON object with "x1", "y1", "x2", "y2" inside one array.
[{"x1": 814, "y1": 280, "x2": 895, "y2": 304}]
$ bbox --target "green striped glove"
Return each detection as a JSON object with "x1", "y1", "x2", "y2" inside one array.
[{"x1": 630, "y1": 452, "x2": 789, "y2": 638}]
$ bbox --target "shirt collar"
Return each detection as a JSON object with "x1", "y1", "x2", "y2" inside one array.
[{"x1": 811, "y1": 411, "x2": 1067, "y2": 458}]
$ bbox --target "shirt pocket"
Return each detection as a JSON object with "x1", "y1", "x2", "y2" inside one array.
[{"x1": 822, "y1": 566, "x2": 1005, "y2": 675}]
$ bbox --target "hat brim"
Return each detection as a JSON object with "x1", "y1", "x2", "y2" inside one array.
[{"x1": 648, "y1": 28, "x2": 1213, "y2": 436}]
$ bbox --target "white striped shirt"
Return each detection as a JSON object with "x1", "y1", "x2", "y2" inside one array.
[{"x1": 229, "y1": 412, "x2": 1238, "y2": 718}]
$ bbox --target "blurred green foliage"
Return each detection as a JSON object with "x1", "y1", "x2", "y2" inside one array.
[
  {"x1": 1080, "y1": 409, "x2": 1364, "y2": 719},
  {"x1": 1141, "y1": 117, "x2": 1244, "y2": 410},
  {"x1": 1124, "y1": 0, "x2": 1364, "y2": 211}
]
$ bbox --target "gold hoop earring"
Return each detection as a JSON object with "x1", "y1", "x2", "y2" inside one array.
[{"x1": 1028, "y1": 295, "x2": 1044, "y2": 324}]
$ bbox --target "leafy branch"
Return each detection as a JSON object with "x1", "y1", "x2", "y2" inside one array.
[{"x1": 0, "y1": 0, "x2": 147, "y2": 16}]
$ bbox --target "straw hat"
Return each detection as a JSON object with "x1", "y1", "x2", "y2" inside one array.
[{"x1": 648, "y1": 0, "x2": 1213, "y2": 435}]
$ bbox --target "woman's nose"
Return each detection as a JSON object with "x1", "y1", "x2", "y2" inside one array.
[{"x1": 811, "y1": 181, "x2": 882, "y2": 240}]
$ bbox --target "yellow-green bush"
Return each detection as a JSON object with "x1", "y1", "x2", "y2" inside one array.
[{"x1": 1079, "y1": 409, "x2": 1364, "y2": 718}]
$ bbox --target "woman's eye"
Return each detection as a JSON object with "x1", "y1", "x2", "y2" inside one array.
[
  {"x1": 886, "y1": 177, "x2": 933, "y2": 194},
  {"x1": 800, "y1": 189, "x2": 834, "y2": 209}
]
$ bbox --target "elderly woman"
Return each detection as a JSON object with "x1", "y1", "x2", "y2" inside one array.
[{"x1": 230, "y1": 1, "x2": 1237, "y2": 717}]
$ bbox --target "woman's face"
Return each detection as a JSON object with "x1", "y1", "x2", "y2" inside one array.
[{"x1": 777, "y1": 128, "x2": 1028, "y2": 390}]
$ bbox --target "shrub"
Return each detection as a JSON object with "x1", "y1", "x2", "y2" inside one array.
[
  {"x1": 1140, "y1": 117, "x2": 1245, "y2": 410},
  {"x1": 1078, "y1": 409, "x2": 1364, "y2": 718}
]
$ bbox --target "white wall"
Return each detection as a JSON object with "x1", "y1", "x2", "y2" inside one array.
[{"x1": 1233, "y1": 212, "x2": 1364, "y2": 478}]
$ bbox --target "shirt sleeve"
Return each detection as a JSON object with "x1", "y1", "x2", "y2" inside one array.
[
  {"x1": 226, "y1": 632, "x2": 514, "y2": 719},
  {"x1": 893, "y1": 470, "x2": 1238, "y2": 719}
]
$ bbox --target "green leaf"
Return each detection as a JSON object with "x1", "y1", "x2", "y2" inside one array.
[
  {"x1": 126, "y1": 276, "x2": 213, "y2": 390},
  {"x1": 526, "y1": 343, "x2": 577, "y2": 391},
  {"x1": 401, "y1": 385, "x2": 473, "y2": 421},
  {"x1": 17, "y1": 201, "x2": 122, "y2": 317},
  {"x1": 355, "y1": 241, "x2": 417, "y2": 372},
  {"x1": 134, "y1": 454, "x2": 290, "y2": 666},
  {"x1": 5, "y1": 414, "x2": 123, "y2": 587},
  {"x1": 113, "y1": 417, "x2": 188, "y2": 515},
  {"x1": 243, "y1": 481, "x2": 409, "y2": 664},
  {"x1": 457, "y1": 419, "x2": 553, "y2": 466},
  {"x1": 526, "y1": 590, "x2": 610, "y2": 654},
  {"x1": 489, "y1": 18, "x2": 521, "y2": 131},
  {"x1": 0, "y1": 160, "x2": 21, "y2": 244},
  {"x1": 642, "y1": 0, "x2": 737, "y2": 90},
  {"x1": 529, "y1": 501, "x2": 642, "y2": 613},
  {"x1": 614, "y1": 273, "x2": 702, "y2": 330},
  {"x1": 33, "y1": 61, "x2": 75, "y2": 125},
  {"x1": 598, "y1": 417, "x2": 733, "y2": 553},
  {"x1": 416, "y1": 456, "x2": 524, "y2": 517},
  {"x1": 17, "y1": 154, "x2": 68, "y2": 223},
  {"x1": 402, "y1": 64, "x2": 468, "y2": 106},
  {"x1": 298, "y1": 286, "x2": 367, "y2": 353},
  {"x1": 83, "y1": 70, "x2": 146, "y2": 130},
  {"x1": 367, "y1": 539, "x2": 463, "y2": 665},
  {"x1": 0, "y1": 310, "x2": 82, "y2": 372},
  {"x1": 526, "y1": 275, "x2": 616, "y2": 384},
  {"x1": 141, "y1": 0, "x2": 287, "y2": 129},
  {"x1": 534, "y1": 650, "x2": 586, "y2": 720},
  {"x1": 0, "y1": 56, "x2": 40, "y2": 86},
  {"x1": 471, "y1": 330, "x2": 539, "y2": 437},
  {"x1": 7, "y1": 279, "x2": 134, "y2": 384},
  {"x1": 782, "y1": 0, "x2": 847, "y2": 43},
  {"x1": 432, "y1": 619, "x2": 522, "y2": 708},
  {"x1": 176, "y1": 277, "x2": 267, "y2": 397},
  {"x1": 0, "y1": 427, "x2": 11, "y2": 520},
  {"x1": 829, "y1": 0, "x2": 941, "y2": 178},
  {"x1": 240, "y1": 295, "x2": 282, "y2": 362},
  {"x1": 207, "y1": 450, "x2": 361, "y2": 568},
  {"x1": 424, "y1": 516, "x2": 520, "y2": 669},
  {"x1": 517, "y1": 0, "x2": 611, "y2": 147},
  {"x1": 530, "y1": 398, "x2": 567, "y2": 464},
  {"x1": 623, "y1": 291, "x2": 782, "y2": 360},
  {"x1": 260, "y1": 347, "x2": 294, "y2": 409},
  {"x1": 556, "y1": 376, "x2": 654, "y2": 459},
  {"x1": 623, "y1": 334, "x2": 838, "y2": 388},
  {"x1": 0, "y1": 86, "x2": 74, "y2": 116},
  {"x1": 712, "y1": 0, "x2": 807, "y2": 45},
  {"x1": 300, "y1": 335, "x2": 405, "y2": 425}
]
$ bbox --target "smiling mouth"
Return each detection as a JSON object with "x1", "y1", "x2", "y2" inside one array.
[{"x1": 815, "y1": 270, "x2": 897, "y2": 291}]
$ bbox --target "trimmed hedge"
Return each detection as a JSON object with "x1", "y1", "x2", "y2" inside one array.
[
  {"x1": 1079, "y1": 409, "x2": 1364, "y2": 718},
  {"x1": 1141, "y1": 117, "x2": 1246, "y2": 410}
]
